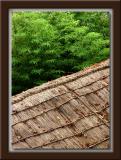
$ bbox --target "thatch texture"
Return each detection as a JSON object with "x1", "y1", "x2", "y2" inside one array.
[{"x1": 12, "y1": 59, "x2": 110, "y2": 150}]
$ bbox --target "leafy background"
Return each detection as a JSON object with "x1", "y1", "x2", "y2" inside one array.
[{"x1": 12, "y1": 11, "x2": 110, "y2": 95}]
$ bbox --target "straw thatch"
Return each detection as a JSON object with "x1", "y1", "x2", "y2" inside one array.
[{"x1": 12, "y1": 59, "x2": 110, "y2": 150}]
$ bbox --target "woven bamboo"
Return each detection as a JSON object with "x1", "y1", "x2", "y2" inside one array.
[{"x1": 12, "y1": 59, "x2": 110, "y2": 150}]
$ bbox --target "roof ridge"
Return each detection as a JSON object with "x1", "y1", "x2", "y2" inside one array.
[{"x1": 12, "y1": 59, "x2": 109, "y2": 104}]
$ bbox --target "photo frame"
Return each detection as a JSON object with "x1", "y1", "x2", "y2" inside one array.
[{"x1": 0, "y1": 0, "x2": 120, "y2": 160}]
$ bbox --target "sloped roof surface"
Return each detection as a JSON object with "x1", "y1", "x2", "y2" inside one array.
[{"x1": 12, "y1": 59, "x2": 110, "y2": 150}]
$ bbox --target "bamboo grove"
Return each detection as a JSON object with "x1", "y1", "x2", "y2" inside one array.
[{"x1": 12, "y1": 11, "x2": 110, "y2": 95}]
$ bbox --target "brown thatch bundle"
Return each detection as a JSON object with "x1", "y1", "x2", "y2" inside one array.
[{"x1": 12, "y1": 59, "x2": 110, "y2": 150}]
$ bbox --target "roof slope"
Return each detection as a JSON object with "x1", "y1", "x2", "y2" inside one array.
[{"x1": 12, "y1": 59, "x2": 110, "y2": 150}]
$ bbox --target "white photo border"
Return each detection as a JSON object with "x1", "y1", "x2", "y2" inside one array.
[{"x1": 9, "y1": 8, "x2": 113, "y2": 153}]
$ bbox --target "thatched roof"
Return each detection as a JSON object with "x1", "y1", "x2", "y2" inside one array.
[{"x1": 12, "y1": 59, "x2": 110, "y2": 150}]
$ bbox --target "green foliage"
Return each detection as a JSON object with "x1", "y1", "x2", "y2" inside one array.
[{"x1": 12, "y1": 11, "x2": 110, "y2": 95}]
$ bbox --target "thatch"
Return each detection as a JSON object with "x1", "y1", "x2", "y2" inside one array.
[{"x1": 12, "y1": 59, "x2": 110, "y2": 150}]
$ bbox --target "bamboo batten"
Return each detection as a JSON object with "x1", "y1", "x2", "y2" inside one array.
[{"x1": 12, "y1": 59, "x2": 110, "y2": 150}]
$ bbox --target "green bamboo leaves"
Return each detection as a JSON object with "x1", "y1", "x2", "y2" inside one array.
[{"x1": 12, "y1": 11, "x2": 110, "y2": 95}]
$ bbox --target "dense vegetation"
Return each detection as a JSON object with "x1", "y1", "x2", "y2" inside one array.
[{"x1": 12, "y1": 11, "x2": 110, "y2": 95}]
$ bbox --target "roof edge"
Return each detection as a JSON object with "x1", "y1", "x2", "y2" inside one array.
[{"x1": 12, "y1": 59, "x2": 109, "y2": 104}]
